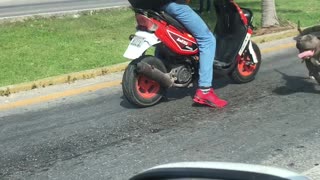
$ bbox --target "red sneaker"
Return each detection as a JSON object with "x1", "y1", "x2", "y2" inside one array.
[{"x1": 193, "y1": 88, "x2": 228, "y2": 108}]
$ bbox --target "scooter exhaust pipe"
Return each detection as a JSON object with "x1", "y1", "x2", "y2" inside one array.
[{"x1": 136, "y1": 62, "x2": 173, "y2": 88}]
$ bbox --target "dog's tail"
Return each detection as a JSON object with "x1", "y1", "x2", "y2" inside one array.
[{"x1": 298, "y1": 20, "x2": 303, "y2": 34}]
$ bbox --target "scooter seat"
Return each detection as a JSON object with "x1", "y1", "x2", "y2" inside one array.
[{"x1": 160, "y1": 11, "x2": 187, "y2": 31}]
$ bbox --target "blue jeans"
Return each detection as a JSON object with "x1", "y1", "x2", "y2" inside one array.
[{"x1": 162, "y1": 2, "x2": 216, "y2": 87}]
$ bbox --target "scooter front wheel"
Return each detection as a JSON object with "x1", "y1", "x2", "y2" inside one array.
[
  {"x1": 230, "y1": 42, "x2": 261, "y2": 83},
  {"x1": 122, "y1": 56, "x2": 167, "y2": 108}
]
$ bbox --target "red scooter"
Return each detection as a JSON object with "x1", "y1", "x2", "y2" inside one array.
[{"x1": 122, "y1": 0, "x2": 261, "y2": 107}]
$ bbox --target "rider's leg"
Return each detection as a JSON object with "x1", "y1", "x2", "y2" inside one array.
[
  {"x1": 163, "y1": 2, "x2": 214, "y2": 87},
  {"x1": 162, "y1": 2, "x2": 228, "y2": 108}
]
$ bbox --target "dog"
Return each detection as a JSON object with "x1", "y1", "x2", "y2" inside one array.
[
  {"x1": 295, "y1": 29, "x2": 320, "y2": 82},
  {"x1": 296, "y1": 34, "x2": 320, "y2": 63}
]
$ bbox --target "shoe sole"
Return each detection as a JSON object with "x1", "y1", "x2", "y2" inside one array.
[{"x1": 193, "y1": 96, "x2": 219, "y2": 108}]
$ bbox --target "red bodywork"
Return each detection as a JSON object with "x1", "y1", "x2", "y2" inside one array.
[
  {"x1": 135, "y1": 0, "x2": 252, "y2": 57},
  {"x1": 230, "y1": 0, "x2": 253, "y2": 35},
  {"x1": 136, "y1": 14, "x2": 199, "y2": 56},
  {"x1": 154, "y1": 20, "x2": 199, "y2": 56}
]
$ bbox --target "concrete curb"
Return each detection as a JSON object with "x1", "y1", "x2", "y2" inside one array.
[
  {"x1": 251, "y1": 29, "x2": 298, "y2": 44},
  {"x1": 0, "y1": 62, "x2": 129, "y2": 96}
]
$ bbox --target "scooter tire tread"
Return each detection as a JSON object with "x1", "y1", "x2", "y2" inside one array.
[
  {"x1": 230, "y1": 41, "x2": 262, "y2": 84},
  {"x1": 122, "y1": 55, "x2": 167, "y2": 108}
]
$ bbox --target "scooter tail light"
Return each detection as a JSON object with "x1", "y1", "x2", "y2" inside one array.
[{"x1": 135, "y1": 14, "x2": 158, "y2": 32}]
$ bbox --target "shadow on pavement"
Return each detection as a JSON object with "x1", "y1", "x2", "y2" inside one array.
[
  {"x1": 119, "y1": 74, "x2": 233, "y2": 109},
  {"x1": 272, "y1": 69, "x2": 320, "y2": 95}
]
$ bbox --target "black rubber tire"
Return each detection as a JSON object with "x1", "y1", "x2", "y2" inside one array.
[
  {"x1": 122, "y1": 55, "x2": 167, "y2": 108},
  {"x1": 305, "y1": 60, "x2": 320, "y2": 84},
  {"x1": 230, "y1": 41, "x2": 262, "y2": 83}
]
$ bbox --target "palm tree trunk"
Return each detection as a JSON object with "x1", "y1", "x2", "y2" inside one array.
[{"x1": 261, "y1": 0, "x2": 279, "y2": 27}]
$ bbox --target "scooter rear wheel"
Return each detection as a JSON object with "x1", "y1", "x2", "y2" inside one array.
[
  {"x1": 122, "y1": 56, "x2": 167, "y2": 108},
  {"x1": 230, "y1": 42, "x2": 261, "y2": 83}
]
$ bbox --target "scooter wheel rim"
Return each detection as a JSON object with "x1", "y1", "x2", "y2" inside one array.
[
  {"x1": 135, "y1": 75, "x2": 161, "y2": 99},
  {"x1": 237, "y1": 55, "x2": 257, "y2": 77}
]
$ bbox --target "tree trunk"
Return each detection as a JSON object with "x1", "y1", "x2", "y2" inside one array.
[{"x1": 261, "y1": 0, "x2": 279, "y2": 27}]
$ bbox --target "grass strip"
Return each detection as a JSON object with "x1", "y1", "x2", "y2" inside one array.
[{"x1": 0, "y1": 9, "x2": 135, "y2": 87}]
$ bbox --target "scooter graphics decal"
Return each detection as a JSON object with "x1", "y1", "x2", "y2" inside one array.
[
  {"x1": 167, "y1": 30, "x2": 198, "y2": 52},
  {"x1": 248, "y1": 41, "x2": 258, "y2": 63}
]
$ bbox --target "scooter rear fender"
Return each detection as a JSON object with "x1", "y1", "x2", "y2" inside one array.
[{"x1": 123, "y1": 31, "x2": 160, "y2": 60}]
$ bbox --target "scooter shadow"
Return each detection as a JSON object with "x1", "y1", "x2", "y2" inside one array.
[
  {"x1": 119, "y1": 75, "x2": 233, "y2": 109},
  {"x1": 165, "y1": 74, "x2": 232, "y2": 100},
  {"x1": 272, "y1": 70, "x2": 320, "y2": 95}
]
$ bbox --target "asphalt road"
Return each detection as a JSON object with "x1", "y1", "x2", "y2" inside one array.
[
  {"x1": 1, "y1": 38, "x2": 320, "y2": 179},
  {"x1": 1, "y1": 0, "x2": 319, "y2": 179},
  {"x1": 0, "y1": 0, "x2": 130, "y2": 18}
]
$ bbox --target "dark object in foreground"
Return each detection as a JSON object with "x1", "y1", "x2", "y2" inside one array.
[{"x1": 129, "y1": 162, "x2": 310, "y2": 180}]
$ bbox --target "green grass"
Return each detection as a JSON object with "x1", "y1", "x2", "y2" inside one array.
[
  {"x1": 275, "y1": 0, "x2": 320, "y2": 27},
  {"x1": 190, "y1": 0, "x2": 320, "y2": 28},
  {"x1": 0, "y1": 1, "x2": 320, "y2": 87},
  {"x1": 0, "y1": 9, "x2": 136, "y2": 87}
]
